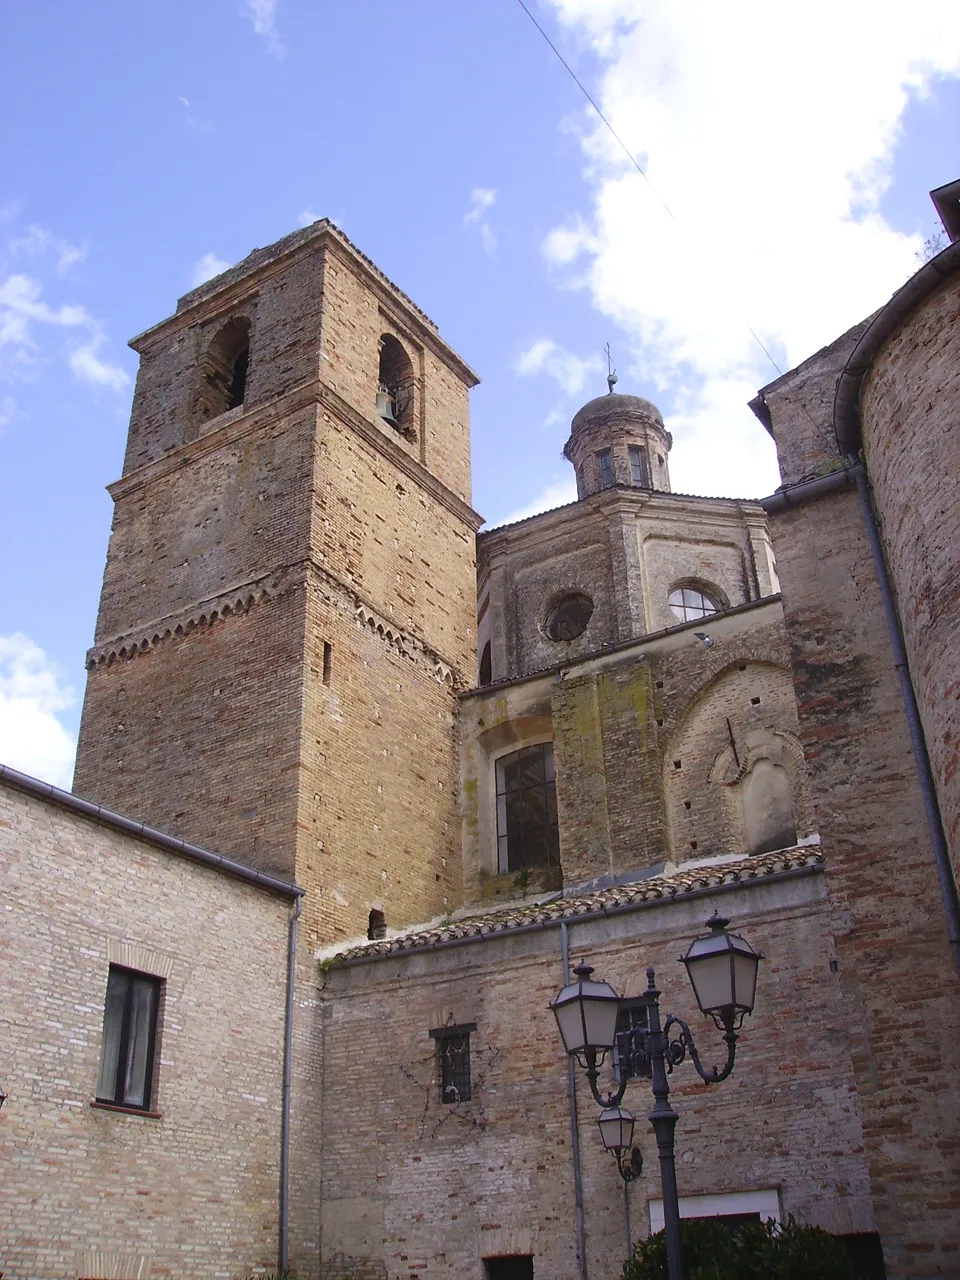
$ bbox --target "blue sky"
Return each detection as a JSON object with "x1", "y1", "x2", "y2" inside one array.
[{"x1": 2, "y1": 0, "x2": 959, "y2": 787}]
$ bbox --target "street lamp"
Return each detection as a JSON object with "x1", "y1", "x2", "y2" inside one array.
[
  {"x1": 597, "y1": 1106, "x2": 643, "y2": 1182},
  {"x1": 549, "y1": 912, "x2": 762, "y2": 1280}
]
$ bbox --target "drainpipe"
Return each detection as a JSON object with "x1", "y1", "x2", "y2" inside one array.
[
  {"x1": 279, "y1": 893, "x2": 303, "y2": 1272},
  {"x1": 849, "y1": 465, "x2": 960, "y2": 979},
  {"x1": 561, "y1": 922, "x2": 588, "y2": 1280}
]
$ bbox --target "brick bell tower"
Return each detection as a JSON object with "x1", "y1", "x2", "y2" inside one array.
[{"x1": 73, "y1": 222, "x2": 481, "y2": 945}]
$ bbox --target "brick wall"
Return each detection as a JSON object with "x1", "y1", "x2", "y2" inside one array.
[
  {"x1": 0, "y1": 777, "x2": 291, "y2": 1280},
  {"x1": 763, "y1": 337, "x2": 960, "y2": 1276},
  {"x1": 859, "y1": 272, "x2": 960, "y2": 872},
  {"x1": 316, "y1": 872, "x2": 874, "y2": 1280},
  {"x1": 75, "y1": 224, "x2": 479, "y2": 949}
]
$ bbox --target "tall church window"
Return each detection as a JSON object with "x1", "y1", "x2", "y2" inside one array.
[
  {"x1": 668, "y1": 585, "x2": 719, "y2": 623},
  {"x1": 95, "y1": 966, "x2": 162, "y2": 1112},
  {"x1": 597, "y1": 448, "x2": 614, "y2": 489},
  {"x1": 478, "y1": 640, "x2": 492, "y2": 687},
  {"x1": 377, "y1": 333, "x2": 415, "y2": 434},
  {"x1": 495, "y1": 743, "x2": 559, "y2": 873},
  {"x1": 629, "y1": 444, "x2": 650, "y2": 487},
  {"x1": 195, "y1": 317, "x2": 251, "y2": 422}
]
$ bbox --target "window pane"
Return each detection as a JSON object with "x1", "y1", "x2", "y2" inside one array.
[
  {"x1": 598, "y1": 450, "x2": 613, "y2": 488},
  {"x1": 122, "y1": 978, "x2": 158, "y2": 1108},
  {"x1": 521, "y1": 787, "x2": 548, "y2": 828},
  {"x1": 543, "y1": 744, "x2": 555, "y2": 783},
  {"x1": 96, "y1": 968, "x2": 129, "y2": 1102}
]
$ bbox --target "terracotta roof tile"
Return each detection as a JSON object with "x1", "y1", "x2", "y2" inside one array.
[{"x1": 328, "y1": 845, "x2": 823, "y2": 965}]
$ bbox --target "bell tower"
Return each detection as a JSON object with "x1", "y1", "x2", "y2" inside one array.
[{"x1": 74, "y1": 222, "x2": 481, "y2": 945}]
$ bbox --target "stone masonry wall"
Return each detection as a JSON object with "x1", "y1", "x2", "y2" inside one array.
[
  {"x1": 317, "y1": 871, "x2": 874, "y2": 1280},
  {"x1": 478, "y1": 493, "x2": 776, "y2": 685},
  {"x1": 0, "y1": 778, "x2": 291, "y2": 1280},
  {"x1": 859, "y1": 272, "x2": 960, "y2": 873},
  {"x1": 460, "y1": 601, "x2": 809, "y2": 897}
]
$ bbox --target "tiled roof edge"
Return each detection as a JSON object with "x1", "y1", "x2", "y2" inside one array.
[{"x1": 327, "y1": 847, "x2": 824, "y2": 967}]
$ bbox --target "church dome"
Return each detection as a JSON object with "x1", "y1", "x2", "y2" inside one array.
[
  {"x1": 570, "y1": 392, "x2": 665, "y2": 436},
  {"x1": 564, "y1": 390, "x2": 672, "y2": 497}
]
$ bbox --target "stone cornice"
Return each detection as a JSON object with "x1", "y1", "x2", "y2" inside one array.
[
  {"x1": 107, "y1": 378, "x2": 482, "y2": 533},
  {"x1": 86, "y1": 558, "x2": 465, "y2": 689}
]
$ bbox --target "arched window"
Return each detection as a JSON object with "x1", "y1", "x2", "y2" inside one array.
[
  {"x1": 668, "y1": 585, "x2": 719, "y2": 623},
  {"x1": 377, "y1": 333, "x2": 415, "y2": 434},
  {"x1": 478, "y1": 640, "x2": 492, "y2": 687},
  {"x1": 196, "y1": 318, "x2": 251, "y2": 422}
]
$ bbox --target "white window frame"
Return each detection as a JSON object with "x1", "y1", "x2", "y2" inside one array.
[{"x1": 648, "y1": 1188, "x2": 782, "y2": 1234}]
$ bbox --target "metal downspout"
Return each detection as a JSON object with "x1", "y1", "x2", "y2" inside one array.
[
  {"x1": 279, "y1": 893, "x2": 302, "y2": 1271},
  {"x1": 561, "y1": 922, "x2": 588, "y2": 1280},
  {"x1": 851, "y1": 465, "x2": 960, "y2": 978}
]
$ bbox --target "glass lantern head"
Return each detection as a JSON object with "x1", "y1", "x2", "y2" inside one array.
[
  {"x1": 550, "y1": 962, "x2": 622, "y2": 1065},
  {"x1": 681, "y1": 913, "x2": 762, "y2": 1026},
  {"x1": 597, "y1": 1105, "x2": 635, "y2": 1153}
]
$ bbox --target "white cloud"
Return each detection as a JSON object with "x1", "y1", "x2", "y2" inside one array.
[
  {"x1": 0, "y1": 634, "x2": 77, "y2": 790},
  {"x1": 8, "y1": 225, "x2": 86, "y2": 275},
  {"x1": 191, "y1": 252, "x2": 232, "y2": 287},
  {"x1": 541, "y1": 0, "x2": 960, "y2": 498},
  {"x1": 514, "y1": 338, "x2": 603, "y2": 397},
  {"x1": 0, "y1": 394, "x2": 17, "y2": 434},
  {"x1": 464, "y1": 187, "x2": 498, "y2": 256},
  {"x1": 245, "y1": 0, "x2": 286, "y2": 59},
  {"x1": 0, "y1": 271, "x2": 129, "y2": 394},
  {"x1": 495, "y1": 476, "x2": 579, "y2": 528},
  {"x1": 298, "y1": 208, "x2": 321, "y2": 227},
  {"x1": 69, "y1": 338, "x2": 130, "y2": 392}
]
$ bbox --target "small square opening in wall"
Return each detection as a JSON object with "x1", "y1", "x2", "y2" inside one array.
[
  {"x1": 751, "y1": 696, "x2": 761, "y2": 705},
  {"x1": 673, "y1": 759, "x2": 682, "y2": 770},
  {"x1": 484, "y1": 1258, "x2": 534, "y2": 1280},
  {"x1": 684, "y1": 800, "x2": 692, "y2": 810}
]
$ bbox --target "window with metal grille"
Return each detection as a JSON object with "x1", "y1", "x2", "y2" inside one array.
[
  {"x1": 95, "y1": 966, "x2": 162, "y2": 1111},
  {"x1": 495, "y1": 743, "x2": 559, "y2": 874},
  {"x1": 484, "y1": 1258, "x2": 534, "y2": 1280},
  {"x1": 597, "y1": 448, "x2": 614, "y2": 488},
  {"x1": 613, "y1": 998, "x2": 649, "y2": 1081},
  {"x1": 629, "y1": 444, "x2": 650, "y2": 487},
  {"x1": 430, "y1": 1023, "x2": 475, "y2": 1104}
]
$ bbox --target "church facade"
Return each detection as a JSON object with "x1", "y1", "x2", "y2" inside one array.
[{"x1": 2, "y1": 190, "x2": 959, "y2": 1280}]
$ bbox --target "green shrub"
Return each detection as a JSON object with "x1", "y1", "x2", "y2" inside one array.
[{"x1": 621, "y1": 1215, "x2": 850, "y2": 1280}]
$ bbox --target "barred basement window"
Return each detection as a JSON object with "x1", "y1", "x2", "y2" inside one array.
[
  {"x1": 430, "y1": 1023, "x2": 475, "y2": 1104},
  {"x1": 95, "y1": 965, "x2": 162, "y2": 1111}
]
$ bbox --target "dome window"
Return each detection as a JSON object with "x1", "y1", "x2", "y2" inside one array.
[
  {"x1": 544, "y1": 592, "x2": 594, "y2": 642},
  {"x1": 668, "y1": 586, "x2": 719, "y2": 623}
]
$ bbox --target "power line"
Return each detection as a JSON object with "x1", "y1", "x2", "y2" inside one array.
[{"x1": 514, "y1": 0, "x2": 784, "y2": 379}]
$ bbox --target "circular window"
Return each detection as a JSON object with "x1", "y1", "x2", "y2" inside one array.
[
  {"x1": 668, "y1": 586, "x2": 719, "y2": 623},
  {"x1": 544, "y1": 593, "x2": 594, "y2": 641}
]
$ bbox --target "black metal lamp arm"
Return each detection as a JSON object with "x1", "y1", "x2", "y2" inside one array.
[
  {"x1": 662, "y1": 1012, "x2": 738, "y2": 1084},
  {"x1": 583, "y1": 1046, "x2": 629, "y2": 1109},
  {"x1": 614, "y1": 1146, "x2": 644, "y2": 1182}
]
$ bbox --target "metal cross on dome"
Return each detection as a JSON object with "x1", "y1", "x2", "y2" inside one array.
[{"x1": 604, "y1": 342, "x2": 618, "y2": 394}]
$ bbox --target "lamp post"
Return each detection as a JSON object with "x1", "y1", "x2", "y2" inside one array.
[{"x1": 550, "y1": 913, "x2": 762, "y2": 1280}]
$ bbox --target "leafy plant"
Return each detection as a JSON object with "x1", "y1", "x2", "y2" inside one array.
[
  {"x1": 621, "y1": 1215, "x2": 850, "y2": 1280},
  {"x1": 513, "y1": 867, "x2": 533, "y2": 893}
]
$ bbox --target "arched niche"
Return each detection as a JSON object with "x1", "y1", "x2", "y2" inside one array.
[
  {"x1": 194, "y1": 317, "x2": 251, "y2": 425},
  {"x1": 377, "y1": 332, "x2": 415, "y2": 434}
]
